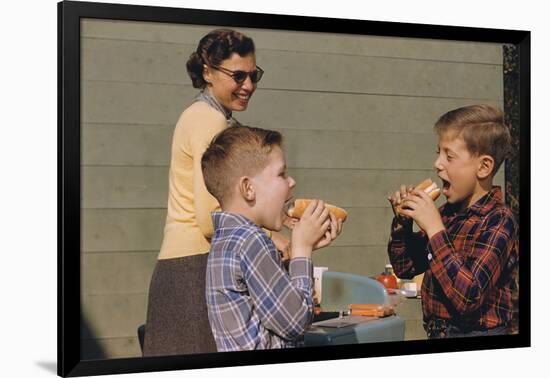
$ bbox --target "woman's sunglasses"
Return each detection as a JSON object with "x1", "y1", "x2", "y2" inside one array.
[{"x1": 211, "y1": 65, "x2": 264, "y2": 84}]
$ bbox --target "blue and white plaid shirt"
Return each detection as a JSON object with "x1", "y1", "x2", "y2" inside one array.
[{"x1": 206, "y1": 211, "x2": 314, "y2": 351}]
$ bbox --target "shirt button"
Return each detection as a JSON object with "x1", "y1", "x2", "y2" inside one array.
[{"x1": 427, "y1": 253, "x2": 433, "y2": 261}]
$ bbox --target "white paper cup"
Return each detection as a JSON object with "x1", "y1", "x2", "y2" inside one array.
[{"x1": 402, "y1": 282, "x2": 418, "y2": 297}]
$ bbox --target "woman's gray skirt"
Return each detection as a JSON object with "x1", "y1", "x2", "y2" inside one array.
[{"x1": 143, "y1": 253, "x2": 217, "y2": 356}]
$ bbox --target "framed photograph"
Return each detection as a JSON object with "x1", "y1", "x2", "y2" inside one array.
[{"x1": 59, "y1": 0, "x2": 530, "y2": 376}]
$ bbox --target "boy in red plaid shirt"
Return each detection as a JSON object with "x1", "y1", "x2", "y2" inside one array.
[{"x1": 387, "y1": 104, "x2": 519, "y2": 338}]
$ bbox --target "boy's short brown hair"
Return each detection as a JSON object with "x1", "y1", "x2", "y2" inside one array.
[
  {"x1": 201, "y1": 125, "x2": 283, "y2": 205},
  {"x1": 434, "y1": 104, "x2": 512, "y2": 175}
]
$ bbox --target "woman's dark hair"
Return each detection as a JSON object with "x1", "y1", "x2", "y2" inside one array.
[{"x1": 186, "y1": 29, "x2": 256, "y2": 89}]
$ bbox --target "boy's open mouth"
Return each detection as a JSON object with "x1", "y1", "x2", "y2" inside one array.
[
  {"x1": 440, "y1": 178, "x2": 451, "y2": 194},
  {"x1": 284, "y1": 198, "x2": 294, "y2": 214}
]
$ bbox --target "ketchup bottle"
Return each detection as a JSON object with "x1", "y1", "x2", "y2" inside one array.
[{"x1": 376, "y1": 264, "x2": 398, "y2": 289}]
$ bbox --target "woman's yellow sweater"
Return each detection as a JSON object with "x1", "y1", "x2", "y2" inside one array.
[{"x1": 158, "y1": 101, "x2": 227, "y2": 259}]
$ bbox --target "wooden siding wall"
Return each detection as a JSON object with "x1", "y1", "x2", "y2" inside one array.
[{"x1": 80, "y1": 19, "x2": 504, "y2": 358}]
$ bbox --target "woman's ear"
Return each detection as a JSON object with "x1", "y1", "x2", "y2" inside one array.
[
  {"x1": 238, "y1": 176, "x2": 255, "y2": 202},
  {"x1": 203, "y1": 64, "x2": 213, "y2": 85},
  {"x1": 477, "y1": 155, "x2": 495, "y2": 179}
]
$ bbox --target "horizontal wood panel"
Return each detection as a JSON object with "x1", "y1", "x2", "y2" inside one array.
[
  {"x1": 81, "y1": 37, "x2": 190, "y2": 84},
  {"x1": 395, "y1": 298, "x2": 424, "y2": 319},
  {"x1": 82, "y1": 126, "x2": 437, "y2": 168},
  {"x1": 82, "y1": 166, "x2": 438, "y2": 209},
  {"x1": 312, "y1": 246, "x2": 390, "y2": 278},
  {"x1": 283, "y1": 130, "x2": 437, "y2": 169},
  {"x1": 290, "y1": 169, "x2": 442, "y2": 208},
  {"x1": 81, "y1": 165, "x2": 503, "y2": 208},
  {"x1": 404, "y1": 319, "x2": 428, "y2": 341},
  {"x1": 80, "y1": 168, "x2": 502, "y2": 252},
  {"x1": 82, "y1": 166, "x2": 169, "y2": 209},
  {"x1": 240, "y1": 93, "x2": 502, "y2": 133},
  {"x1": 81, "y1": 207, "x2": 392, "y2": 252},
  {"x1": 81, "y1": 81, "x2": 189, "y2": 125},
  {"x1": 81, "y1": 19, "x2": 502, "y2": 64},
  {"x1": 82, "y1": 293, "x2": 147, "y2": 339},
  {"x1": 82, "y1": 251, "x2": 157, "y2": 295},
  {"x1": 293, "y1": 168, "x2": 500, "y2": 207},
  {"x1": 82, "y1": 80, "x2": 502, "y2": 132},
  {"x1": 257, "y1": 50, "x2": 502, "y2": 99},
  {"x1": 81, "y1": 246, "x2": 411, "y2": 295},
  {"x1": 82, "y1": 209, "x2": 165, "y2": 252},
  {"x1": 396, "y1": 299, "x2": 427, "y2": 340},
  {"x1": 81, "y1": 129, "x2": 502, "y2": 196},
  {"x1": 82, "y1": 38, "x2": 502, "y2": 99},
  {"x1": 81, "y1": 124, "x2": 173, "y2": 166}
]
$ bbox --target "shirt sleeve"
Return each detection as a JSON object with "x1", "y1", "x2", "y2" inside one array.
[
  {"x1": 427, "y1": 209, "x2": 518, "y2": 314},
  {"x1": 187, "y1": 108, "x2": 227, "y2": 239},
  {"x1": 239, "y1": 232, "x2": 314, "y2": 341},
  {"x1": 387, "y1": 217, "x2": 430, "y2": 279}
]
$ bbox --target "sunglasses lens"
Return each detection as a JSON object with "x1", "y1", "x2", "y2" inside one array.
[
  {"x1": 233, "y1": 71, "x2": 247, "y2": 84},
  {"x1": 254, "y1": 70, "x2": 264, "y2": 83},
  {"x1": 250, "y1": 71, "x2": 259, "y2": 83},
  {"x1": 230, "y1": 68, "x2": 263, "y2": 84},
  {"x1": 256, "y1": 69, "x2": 264, "y2": 83}
]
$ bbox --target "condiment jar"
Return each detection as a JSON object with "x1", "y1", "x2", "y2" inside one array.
[{"x1": 376, "y1": 264, "x2": 398, "y2": 289}]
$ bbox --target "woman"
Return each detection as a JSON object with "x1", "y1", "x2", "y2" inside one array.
[{"x1": 143, "y1": 29, "x2": 289, "y2": 356}]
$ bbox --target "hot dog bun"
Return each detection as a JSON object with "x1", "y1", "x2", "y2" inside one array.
[
  {"x1": 286, "y1": 199, "x2": 348, "y2": 222},
  {"x1": 415, "y1": 178, "x2": 441, "y2": 201},
  {"x1": 349, "y1": 303, "x2": 395, "y2": 317},
  {"x1": 396, "y1": 178, "x2": 440, "y2": 214}
]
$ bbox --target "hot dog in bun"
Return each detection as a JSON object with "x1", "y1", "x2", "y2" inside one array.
[
  {"x1": 396, "y1": 178, "x2": 441, "y2": 213},
  {"x1": 415, "y1": 178, "x2": 441, "y2": 201},
  {"x1": 286, "y1": 199, "x2": 348, "y2": 222}
]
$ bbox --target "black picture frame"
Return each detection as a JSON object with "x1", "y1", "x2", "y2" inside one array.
[{"x1": 58, "y1": 0, "x2": 531, "y2": 376}]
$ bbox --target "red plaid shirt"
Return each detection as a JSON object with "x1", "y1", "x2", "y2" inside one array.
[{"x1": 388, "y1": 187, "x2": 519, "y2": 330}]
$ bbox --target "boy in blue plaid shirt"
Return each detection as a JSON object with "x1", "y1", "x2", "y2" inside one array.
[{"x1": 201, "y1": 125, "x2": 343, "y2": 351}]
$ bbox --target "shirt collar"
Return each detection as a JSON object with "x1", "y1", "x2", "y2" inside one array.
[
  {"x1": 212, "y1": 211, "x2": 257, "y2": 230},
  {"x1": 442, "y1": 186, "x2": 503, "y2": 218},
  {"x1": 468, "y1": 186, "x2": 503, "y2": 216}
]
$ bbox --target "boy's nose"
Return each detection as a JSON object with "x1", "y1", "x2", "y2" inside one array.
[
  {"x1": 288, "y1": 176, "x2": 296, "y2": 188},
  {"x1": 433, "y1": 156, "x2": 444, "y2": 171}
]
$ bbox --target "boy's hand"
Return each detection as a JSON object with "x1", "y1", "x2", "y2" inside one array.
[
  {"x1": 388, "y1": 185, "x2": 414, "y2": 227},
  {"x1": 312, "y1": 212, "x2": 343, "y2": 250},
  {"x1": 291, "y1": 200, "x2": 331, "y2": 258},
  {"x1": 282, "y1": 213, "x2": 299, "y2": 230},
  {"x1": 400, "y1": 189, "x2": 445, "y2": 238}
]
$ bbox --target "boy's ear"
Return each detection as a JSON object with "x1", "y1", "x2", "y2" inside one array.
[
  {"x1": 477, "y1": 155, "x2": 494, "y2": 179},
  {"x1": 238, "y1": 176, "x2": 256, "y2": 201}
]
